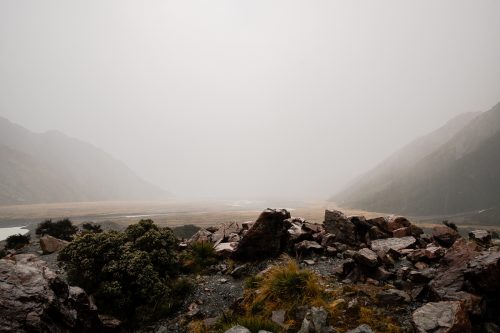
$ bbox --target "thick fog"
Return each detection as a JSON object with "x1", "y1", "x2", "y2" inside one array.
[{"x1": 1, "y1": 0, "x2": 500, "y2": 200}]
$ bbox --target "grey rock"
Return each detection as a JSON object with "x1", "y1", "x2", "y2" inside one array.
[
  {"x1": 347, "y1": 324, "x2": 374, "y2": 333},
  {"x1": 188, "y1": 229, "x2": 213, "y2": 243},
  {"x1": 377, "y1": 289, "x2": 411, "y2": 304},
  {"x1": 298, "y1": 307, "x2": 330, "y2": 333},
  {"x1": 0, "y1": 254, "x2": 102, "y2": 332},
  {"x1": 295, "y1": 240, "x2": 323, "y2": 253},
  {"x1": 271, "y1": 309, "x2": 286, "y2": 327},
  {"x1": 214, "y1": 242, "x2": 238, "y2": 257},
  {"x1": 224, "y1": 325, "x2": 251, "y2": 333},
  {"x1": 370, "y1": 236, "x2": 416, "y2": 254},
  {"x1": 230, "y1": 264, "x2": 250, "y2": 278},
  {"x1": 354, "y1": 248, "x2": 379, "y2": 267}
]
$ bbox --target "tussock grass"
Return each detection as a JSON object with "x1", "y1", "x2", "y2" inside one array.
[
  {"x1": 181, "y1": 241, "x2": 219, "y2": 273},
  {"x1": 250, "y1": 258, "x2": 324, "y2": 310}
]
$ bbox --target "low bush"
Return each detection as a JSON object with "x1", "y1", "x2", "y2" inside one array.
[
  {"x1": 5, "y1": 233, "x2": 30, "y2": 250},
  {"x1": 36, "y1": 218, "x2": 78, "y2": 241},
  {"x1": 58, "y1": 219, "x2": 184, "y2": 323},
  {"x1": 81, "y1": 222, "x2": 103, "y2": 233},
  {"x1": 442, "y1": 220, "x2": 458, "y2": 231}
]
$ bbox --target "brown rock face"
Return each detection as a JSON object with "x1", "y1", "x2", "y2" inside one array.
[
  {"x1": 464, "y1": 251, "x2": 500, "y2": 293},
  {"x1": 232, "y1": 208, "x2": 291, "y2": 260},
  {"x1": 412, "y1": 301, "x2": 471, "y2": 333},
  {"x1": 428, "y1": 239, "x2": 481, "y2": 312},
  {"x1": 0, "y1": 254, "x2": 102, "y2": 333},
  {"x1": 39, "y1": 235, "x2": 69, "y2": 254}
]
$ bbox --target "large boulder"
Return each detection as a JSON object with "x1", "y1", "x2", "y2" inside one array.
[
  {"x1": 232, "y1": 209, "x2": 291, "y2": 260},
  {"x1": 323, "y1": 210, "x2": 357, "y2": 246},
  {"x1": 0, "y1": 254, "x2": 102, "y2": 332},
  {"x1": 412, "y1": 301, "x2": 471, "y2": 333},
  {"x1": 39, "y1": 235, "x2": 69, "y2": 254}
]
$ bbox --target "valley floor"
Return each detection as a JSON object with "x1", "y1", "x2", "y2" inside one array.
[{"x1": 0, "y1": 199, "x2": 498, "y2": 235}]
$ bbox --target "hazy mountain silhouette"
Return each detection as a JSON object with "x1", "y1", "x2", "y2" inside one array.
[
  {"x1": 333, "y1": 102, "x2": 500, "y2": 216},
  {"x1": 0, "y1": 117, "x2": 168, "y2": 205}
]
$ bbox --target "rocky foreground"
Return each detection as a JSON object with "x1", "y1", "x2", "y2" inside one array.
[{"x1": 1, "y1": 209, "x2": 499, "y2": 333}]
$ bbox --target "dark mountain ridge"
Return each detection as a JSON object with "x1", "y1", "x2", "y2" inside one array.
[
  {"x1": 0, "y1": 116, "x2": 168, "y2": 205},
  {"x1": 333, "y1": 102, "x2": 500, "y2": 216}
]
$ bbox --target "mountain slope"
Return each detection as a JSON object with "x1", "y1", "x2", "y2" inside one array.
[
  {"x1": 333, "y1": 102, "x2": 500, "y2": 216},
  {"x1": 0, "y1": 117, "x2": 168, "y2": 205}
]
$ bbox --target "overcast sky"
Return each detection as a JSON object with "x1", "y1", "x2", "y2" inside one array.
[{"x1": 1, "y1": 0, "x2": 500, "y2": 200}]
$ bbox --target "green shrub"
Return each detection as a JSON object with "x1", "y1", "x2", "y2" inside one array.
[
  {"x1": 58, "y1": 219, "x2": 181, "y2": 323},
  {"x1": 0, "y1": 248, "x2": 6, "y2": 258},
  {"x1": 5, "y1": 233, "x2": 30, "y2": 250},
  {"x1": 36, "y1": 218, "x2": 78, "y2": 241},
  {"x1": 81, "y1": 222, "x2": 103, "y2": 233}
]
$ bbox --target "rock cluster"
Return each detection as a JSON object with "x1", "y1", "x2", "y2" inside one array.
[
  {"x1": 0, "y1": 254, "x2": 105, "y2": 333},
  {"x1": 188, "y1": 208, "x2": 500, "y2": 333}
]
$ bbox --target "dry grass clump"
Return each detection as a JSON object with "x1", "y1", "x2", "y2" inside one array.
[
  {"x1": 248, "y1": 258, "x2": 324, "y2": 311},
  {"x1": 236, "y1": 256, "x2": 327, "y2": 331}
]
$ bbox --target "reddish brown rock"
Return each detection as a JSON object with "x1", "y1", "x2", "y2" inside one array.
[
  {"x1": 412, "y1": 301, "x2": 471, "y2": 333},
  {"x1": 432, "y1": 226, "x2": 460, "y2": 248},
  {"x1": 428, "y1": 239, "x2": 481, "y2": 312},
  {"x1": 407, "y1": 245, "x2": 446, "y2": 263},
  {"x1": 39, "y1": 235, "x2": 69, "y2": 254},
  {"x1": 393, "y1": 227, "x2": 411, "y2": 238}
]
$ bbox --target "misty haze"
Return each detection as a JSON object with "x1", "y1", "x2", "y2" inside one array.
[{"x1": 1, "y1": 1, "x2": 500, "y2": 333}]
